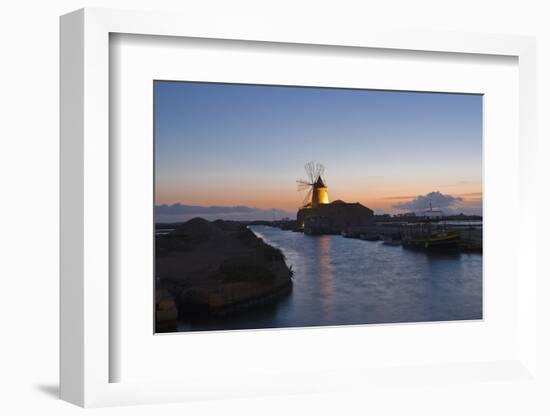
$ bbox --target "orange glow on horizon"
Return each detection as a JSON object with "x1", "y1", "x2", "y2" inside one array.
[
  {"x1": 155, "y1": 173, "x2": 481, "y2": 214},
  {"x1": 156, "y1": 189, "x2": 482, "y2": 214}
]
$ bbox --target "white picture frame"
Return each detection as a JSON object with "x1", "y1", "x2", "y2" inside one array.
[{"x1": 60, "y1": 8, "x2": 538, "y2": 408}]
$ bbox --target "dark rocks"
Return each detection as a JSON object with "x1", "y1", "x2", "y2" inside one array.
[{"x1": 155, "y1": 218, "x2": 294, "y2": 330}]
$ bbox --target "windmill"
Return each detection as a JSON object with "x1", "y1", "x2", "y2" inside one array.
[{"x1": 297, "y1": 162, "x2": 330, "y2": 208}]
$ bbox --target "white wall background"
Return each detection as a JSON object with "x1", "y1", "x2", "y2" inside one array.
[{"x1": 0, "y1": 1, "x2": 548, "y2": 415}]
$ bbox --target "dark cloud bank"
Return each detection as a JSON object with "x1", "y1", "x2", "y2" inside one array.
[{"x1": 156, "y1": 203, "x2": 294, "y2": 223}]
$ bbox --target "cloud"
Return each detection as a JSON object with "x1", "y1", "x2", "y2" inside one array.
[
  {"x1": 392, "y1": 191, "x2": 463, "y2": 212},
  {"x1": 155, "y1": 203, "x2": 294, "y2": 223}
]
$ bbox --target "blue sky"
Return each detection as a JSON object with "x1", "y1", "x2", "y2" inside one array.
[{"x1": 154, "y1": 81, "x2": 482, "y2": 216}]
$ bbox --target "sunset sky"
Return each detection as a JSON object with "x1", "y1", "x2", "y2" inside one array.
[{"x1": 154, "y1": 81, "x2": 482, "y2": 220}]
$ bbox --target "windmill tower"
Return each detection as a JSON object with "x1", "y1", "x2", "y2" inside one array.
[{"x1": 297, "y1": 162, "x2": 330, "y2": 208}]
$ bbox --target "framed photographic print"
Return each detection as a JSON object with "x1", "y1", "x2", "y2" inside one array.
[
  {"x1": 60, "y1": 8, "x2": 538, "y2": 408},
  {"x1": 153, "y1": 81, "x2": 483, "y2": 334}
]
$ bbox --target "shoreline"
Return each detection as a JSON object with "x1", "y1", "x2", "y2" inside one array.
[{"x1": 155, "y1": 218, "x2": 294, "y2": 332}]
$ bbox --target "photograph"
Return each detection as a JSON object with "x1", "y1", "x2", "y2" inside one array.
[{"x1": 154, "y1": 81, "x2": 483, "y2": 333}]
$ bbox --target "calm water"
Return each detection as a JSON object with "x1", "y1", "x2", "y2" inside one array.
[{"x1": 178, "y1": 225, "x2": 482, "y2": 331}]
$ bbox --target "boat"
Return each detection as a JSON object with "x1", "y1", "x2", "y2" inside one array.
[
  {"x1": 380, "y1": 232, "x2": 402, "y2": 245},
  {"x1": 341, "y1": 230, "x2": 359, "y2": 238},
  {"x1": 401, "y1": 207, "x2": 461, "y2": 250},
  {"x1": 359, "y1": 232, "x2": 380, "y2": 241},
  {"x1": 402, "y1": 231, "x2": 461, "y2": 250}
]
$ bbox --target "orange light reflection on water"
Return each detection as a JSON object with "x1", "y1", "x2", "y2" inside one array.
[{"x1": 317, "y1": 236, "x2": 334, "y2": 319}]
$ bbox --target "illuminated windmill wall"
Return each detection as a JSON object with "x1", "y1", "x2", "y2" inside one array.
[{"x1": 297, "y1": 162, "x2": 330, "y2": 208}]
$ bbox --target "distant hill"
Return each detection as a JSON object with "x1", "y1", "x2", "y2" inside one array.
[{"x1": 155, "y1": 203, "x2": 294, "y2": 223}]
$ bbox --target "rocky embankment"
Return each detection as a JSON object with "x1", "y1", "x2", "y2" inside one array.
[{"x1": 155, "y1": 218, "x2": 293, "y2": 332}]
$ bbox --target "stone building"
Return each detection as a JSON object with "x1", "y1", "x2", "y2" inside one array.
[{"x1": 297, "y1": 200, "x2": 374, "y2": 235}]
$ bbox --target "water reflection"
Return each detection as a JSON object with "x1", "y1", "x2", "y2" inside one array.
[
  {"x1": 317, "y1": 236, "x2": 334, "y2": 318},
  {"x1": 178, "y1": 226, "x2": 482, "y2": 331}
]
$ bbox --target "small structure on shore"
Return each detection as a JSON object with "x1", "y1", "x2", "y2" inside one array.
[
  {"x1": 296, "y1": 162, "x2": 374, "y2": 234},
  {"x1": 421, "y1": 202, "x2": 443, "y2": 219}
]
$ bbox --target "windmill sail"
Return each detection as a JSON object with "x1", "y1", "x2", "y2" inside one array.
[
  {"x1": 296, "y1": 162, "x2": 329, "y2": 208},
  {"x1": 302, "y1": 188, "x2": 313, "y2": 207}
]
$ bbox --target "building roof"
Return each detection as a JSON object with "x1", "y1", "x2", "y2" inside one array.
[{"x1": 314, "y1": 176, "x2": 326, "y2": 188}]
